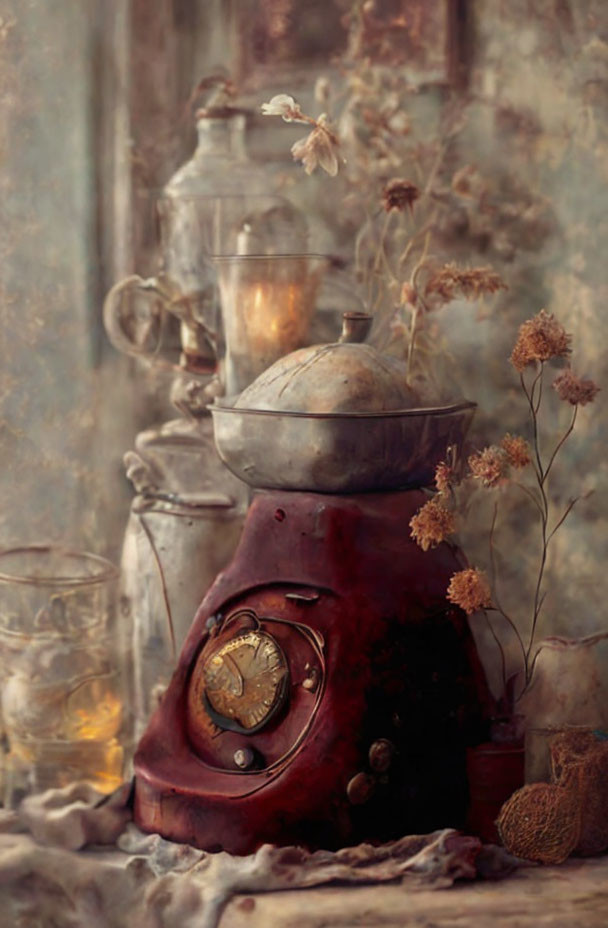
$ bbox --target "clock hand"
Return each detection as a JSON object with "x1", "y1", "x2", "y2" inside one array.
[{"x1": 222, "y1": 652, "x2": 244, "y2": 697}]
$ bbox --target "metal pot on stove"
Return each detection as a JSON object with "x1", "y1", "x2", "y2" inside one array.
[{"x1": 211, "y1": 312, "x2": 476, "y2": 493}]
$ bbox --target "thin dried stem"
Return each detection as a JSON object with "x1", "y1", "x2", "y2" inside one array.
[
  {"x1": 527, "y1": 514, "x2": 548, "y2": 675},
  {"x1": 518, "y1": 640, "x2": 549, "y2": 700},
  {"x1": 524, "y1": 400, "x2": 581, "y2": 678},
  {"x1": 542, "y1": 405, "x2": 578, "y2": 486},
  {"x1": 488, "y1": 502, "x2": 528, "y2": 666},
  {"x1": 512, "y1": 481, "x2": 545, "y2": 518},
  {"x1": 520, "y1": 367, "x2": 546, "y2": 496},
  {"x1": 534, "y1": 368, "x2": 544, "y2": 414},
  {"x1": 373, "y1": 211, "x2": 393, "y2": 274},
  {"x1": 403, "y1": 230, "x2": 433, "y2": 383},
  {"x1": 546, "y1": 494, "x2": 587, "y2": 544},
  {"x1": 487, "y1": 607, "x2": 528, "y2": 668},
  {"x1": 354, "y1": 210, "x2": 373, "y2": 278},
  {"x1": 484, "y1": 610, "x2": 507, "y2": 698},
  {"x1": 398, "y1": 237, "x2": 415, "y2": 270},
  {"x1": 406, "y1": 305, "x2": 420, "y2": 383}
]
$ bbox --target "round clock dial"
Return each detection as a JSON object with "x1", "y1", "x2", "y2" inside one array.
[{"x1": 195, "y1": 630, "x2": 289, "y2": 734}]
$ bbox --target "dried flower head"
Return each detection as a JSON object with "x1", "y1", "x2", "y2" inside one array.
[
  {"x1": 552, "y1": 369, "x2": 600, "y2": 406},
  {"x1": 468, "y1": 446, "x2": 508, "y2": 488},
  {"x1": 409, "y1": 498, "x2": 456, "y2": 551},
  {"x1": 434, "y1": 461, "x2": 454, "y2": 495},
  {"x1": 510, "y1": 310, "x2": 572, "y2": 372},
  {"x1": 451, "y1": 165, "x2": 486, "y2": 199},
  {"x1": 424, "y1": 263, "x2": 507, "y2": 306},
  {"x1": 291, "y1": 115, "x2": 341, "y2": 176},
  {"x1": 261, "y1": 94, "x2": 305, "y2": 123},
  {"x1": 382, "y1": 179, "x2": 420, "y2": 213},
  {"x1": 500, "y1": 434, "x2": 531, "y2": 469},
  {"x1": 400, "y1": 282, "x2": 417, "y2": 306},
  {"x1": 447, "y1": 568, "x2": 492, "y2": 615}
]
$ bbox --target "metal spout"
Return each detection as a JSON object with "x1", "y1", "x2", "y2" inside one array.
[{"x1": 338, "y1": 312, "x2": 372, "y2": 344}]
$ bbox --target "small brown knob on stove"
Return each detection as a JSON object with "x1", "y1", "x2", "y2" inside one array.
[
  {"x1": 346, "y1": 771, "x2": 376, "y2": 805},
  {"x1": 234, "y1": 748, "x2": 257, "y2": 770},
  {"x1": 369, "y1": 739, "x2": 395, "y2": 773}
]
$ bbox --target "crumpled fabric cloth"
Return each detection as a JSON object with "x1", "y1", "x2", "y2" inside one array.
[
  {"x1": 0, "y1": 780, "x2": 522, "y2": 928},
  {"x1": 12, "y1": 780, "x2": 133, "y2": 851}
]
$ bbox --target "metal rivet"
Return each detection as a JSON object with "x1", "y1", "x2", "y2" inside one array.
[
  {"x1": 346, "y1": 772, "x2": 376, "y2": 805},
  {"x1": 206, "y1": 613, "x2": 222, "y2": 631},
  {"x1": 369, "y1": 739, "x2": 395, "y2": 773},
  {"x1": 234, "y1": 748, "x2": 256, "y2": 770}
]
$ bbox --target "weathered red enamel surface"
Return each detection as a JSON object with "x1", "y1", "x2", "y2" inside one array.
[{"x1": 134, "y1": 489, "x2": 491, "y2": 854}]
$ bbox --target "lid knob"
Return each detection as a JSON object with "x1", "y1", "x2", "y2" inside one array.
[{"x1": 338, "y1": 312, "x2": 372, "y2": 344}]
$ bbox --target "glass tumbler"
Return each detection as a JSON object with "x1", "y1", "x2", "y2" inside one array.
[{"x1": 0, "y1": 546, "x2": 125, "y2": 807}]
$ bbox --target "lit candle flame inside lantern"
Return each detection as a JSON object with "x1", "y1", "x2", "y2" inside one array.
[{"x1": 216, "y1": 255, "x2": 327, "y2": 395}]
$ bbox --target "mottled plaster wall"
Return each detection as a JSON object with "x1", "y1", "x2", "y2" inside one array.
[
  {"x1": 0, "y1": 0, "x2": 104, "y2": 547},
  {"x1": 1, "y1": 3, "x2": 607, "y2": 693},
  {"x1": 435, "y1": 1, "x2": 608, "y2": 694}
]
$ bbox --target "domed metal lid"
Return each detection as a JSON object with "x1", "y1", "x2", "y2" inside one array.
[{"x1": 235, "y1": 313, "x2": 420, "y2": 414}]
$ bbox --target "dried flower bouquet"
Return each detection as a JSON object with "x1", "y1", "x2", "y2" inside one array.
[
  {"x1": 260, "y1": 51, "x2": 511, "y2": 395},
  {"x1": 257, "y1": 9, "x2": 601, "y2": 719},
  {"x1": 409, "y1": 309, "x2": 599, "y2": 709}
]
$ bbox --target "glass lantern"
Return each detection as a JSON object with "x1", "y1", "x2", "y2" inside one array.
[{"x1": 104, "y1": 105, "x2": 309, "y2": 377}]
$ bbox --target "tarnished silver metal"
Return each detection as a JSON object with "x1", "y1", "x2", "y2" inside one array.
[
  {"x1": 285, "y1": 591, "x2": 320, "y2": 604},
  {"x1": 234, "y1": 327, "x2": 417, "y2": 415},
  {"x1": 302, "y1": 666, "x2": 320, "y2": 692},
  {"x1": 211, "y1": 400, "x2": 475, "y2": 493},
  {"x1": 211, "y1": 312, "x2": 476, "y2": 493},
  {"x1": 121, "y1": 417, "x2": 248, "y2": 739},
  {"x1": 234, "y1": 747, "x2": 256, "y2": 770},
  {"x1": 338, "y1": 311, "x2": 372, "y2": 344}
]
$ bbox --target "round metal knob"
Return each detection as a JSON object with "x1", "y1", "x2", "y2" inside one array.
[
  {"x1": 234, "y1": 747, "x2": 257, "y2": 770},
  {"x1": 346, "y1": 771, "x2": 376, "y2": 805},
  {"x1": 369, "y1": 739, "x2": 395, "y2": 773},
  {"x1": 302, "y1": 665, "x2": 320, "y2": 692}
]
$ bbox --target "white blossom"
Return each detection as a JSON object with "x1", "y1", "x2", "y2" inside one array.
[{"x1": 260, "y1": 94, "x2": 304, "y2": 123}]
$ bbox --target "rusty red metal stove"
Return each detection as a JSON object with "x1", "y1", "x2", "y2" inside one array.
[{"x1": 134, "y1": 487, "x2": 490, "y2": 854}]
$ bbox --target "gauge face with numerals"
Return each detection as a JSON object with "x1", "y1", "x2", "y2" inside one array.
[{"x1": 193, "y1": 630, "x2": 289, "y2": 734}]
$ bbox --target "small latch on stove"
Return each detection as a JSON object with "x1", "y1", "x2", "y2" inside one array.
[{"x1": 285, "y1": 591, "x2": 320, "y2": 604}]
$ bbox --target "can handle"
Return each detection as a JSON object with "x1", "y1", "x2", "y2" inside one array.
[
  {"x1": 103, "y1": 274, "x2": 217, "y2": 365},
  {"x1": 103, "y1": 275, "x2": 168, "y2": 360}
]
